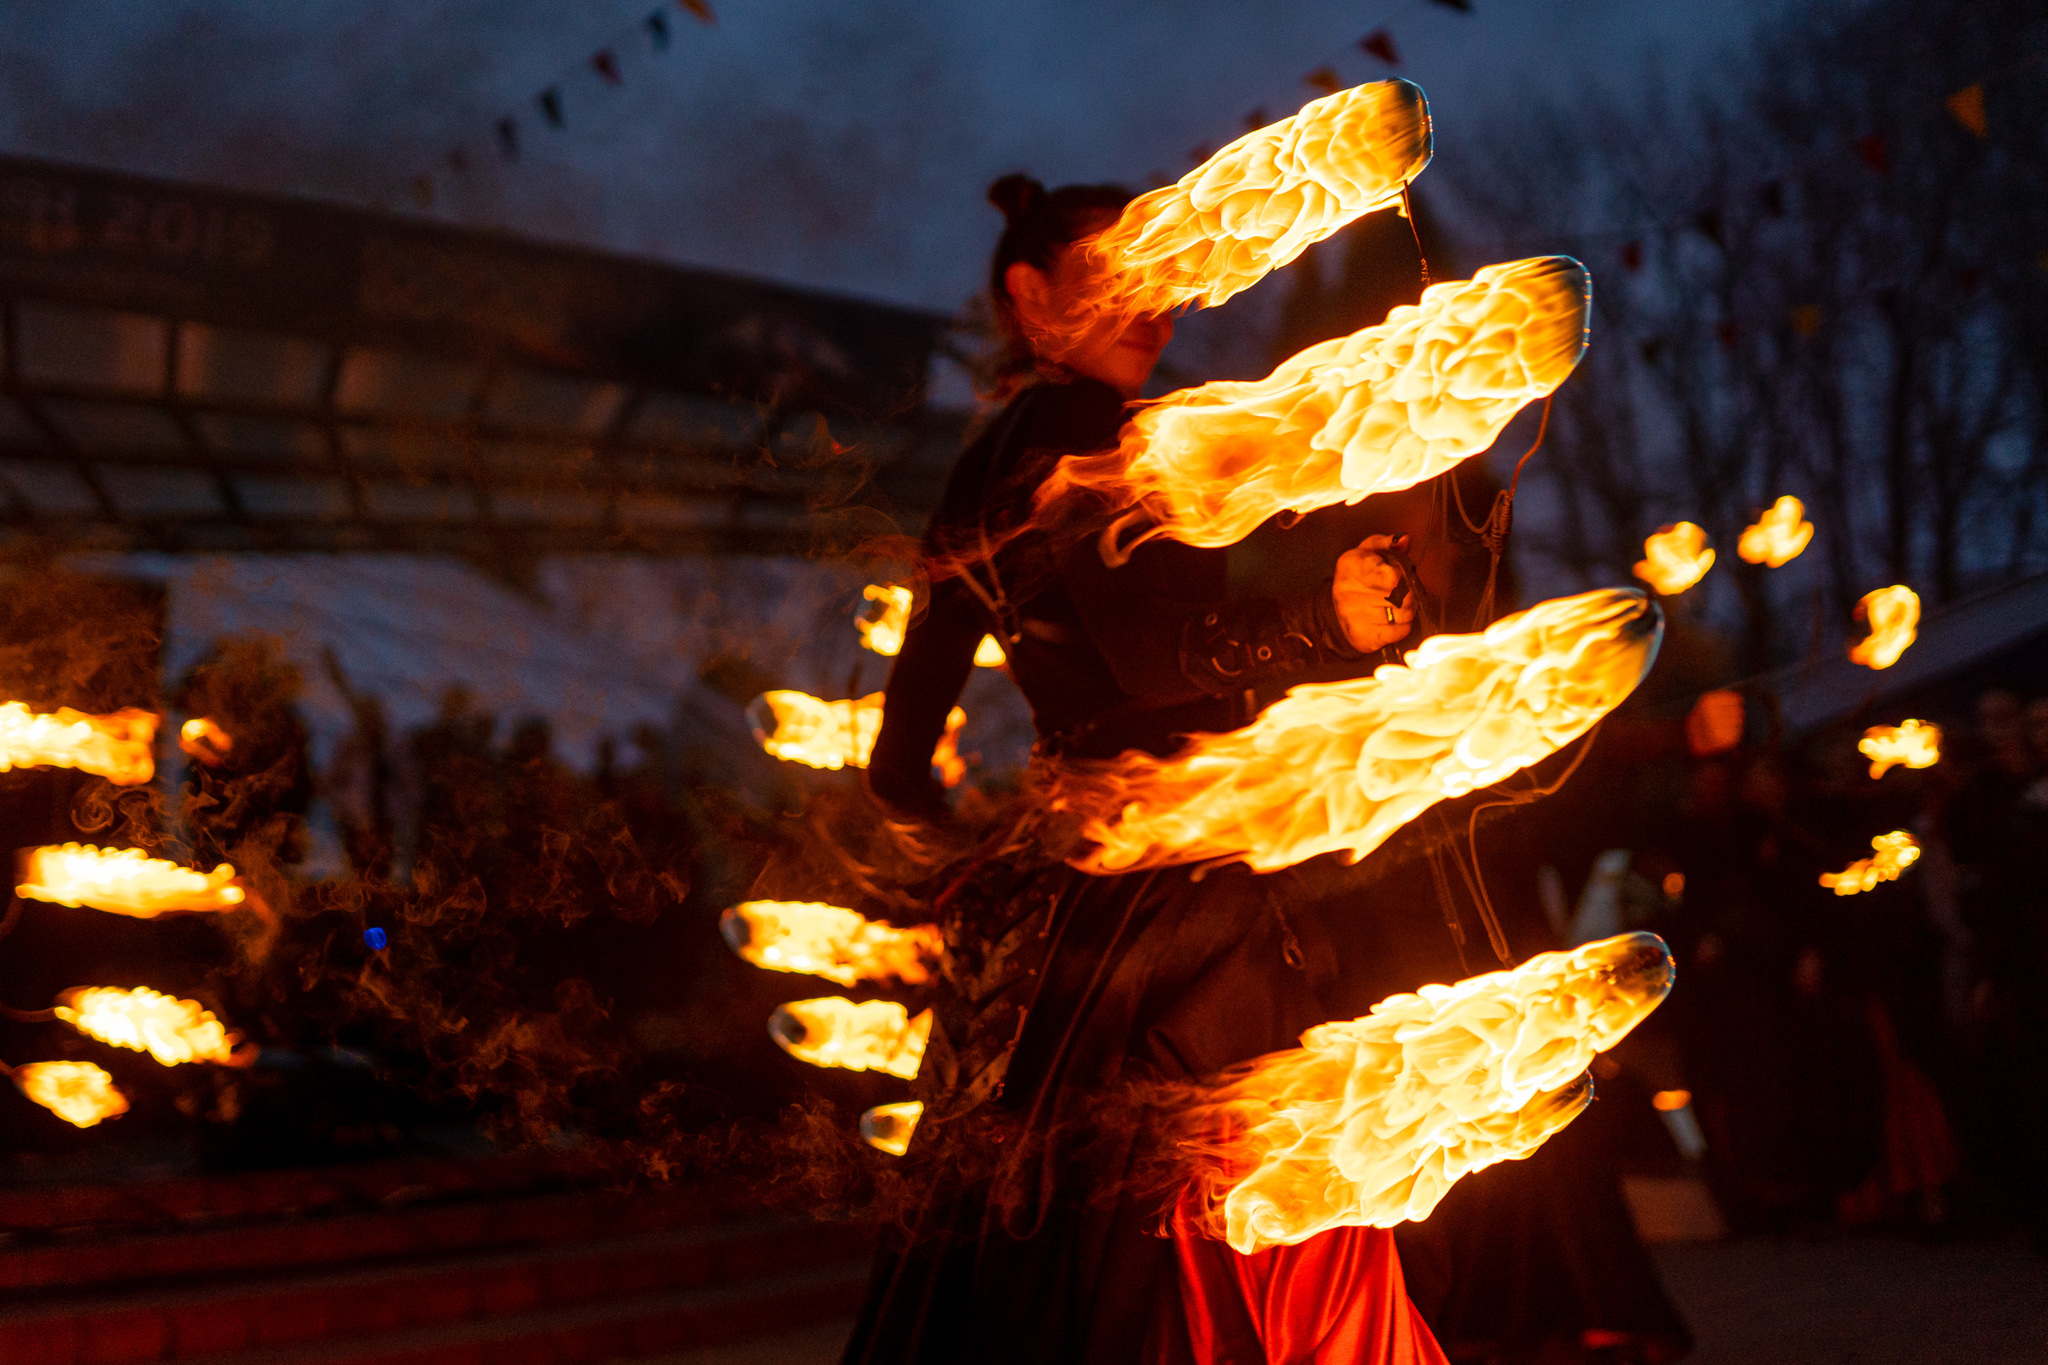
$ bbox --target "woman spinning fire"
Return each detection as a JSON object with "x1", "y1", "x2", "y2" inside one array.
[{"x1": 842, "y1": 173, "x2": 1447, "y2": 1365}]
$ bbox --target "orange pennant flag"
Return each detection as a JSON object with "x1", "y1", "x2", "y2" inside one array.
[
  {"x1": 1945, "y1": 84, "x2": 1987, "y2": 137},
  {"x1": 1304, "y1": 66, "x2": 1342, "y2": 96}
]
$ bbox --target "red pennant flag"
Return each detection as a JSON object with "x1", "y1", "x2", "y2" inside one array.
[
  {"x1": 1620, "y1": 241, "x2": 1643, "y2": 272},
  {"x1": 591, "y1": 50, "x2": 621, "y2": 85},
  {"x1": 679, "y1": 0, "x2": 716, "y2": 23},
  {"x1": 1855, "y1": 132, "x2": 1888, "y2": 175},
  {"x1": 1304, "y1": 66, "x2": 1342, "y2": 96},
  {"x1": 1945, "y1": 84, "x2": 1986, "y2": 137},
  {"x1": 1359, "y1": 28, "x2": 1401, "y2": 65},
  {"x1": 538, "y1": 88, "x2": 564, "y2": 128}
]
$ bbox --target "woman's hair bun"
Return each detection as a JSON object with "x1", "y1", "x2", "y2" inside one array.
[{"x1": 987, "y1": 173, "x2": 1046, "y2": 223}]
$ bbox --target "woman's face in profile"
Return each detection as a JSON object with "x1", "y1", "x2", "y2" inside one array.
[{"x1": 1005, "y1": 238, "x2": 1174, "y2": 397}]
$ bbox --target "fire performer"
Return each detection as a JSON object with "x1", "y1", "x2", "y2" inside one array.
[{"x1": 847, "y1": 175, "x2": 1445, "y2": 1364}]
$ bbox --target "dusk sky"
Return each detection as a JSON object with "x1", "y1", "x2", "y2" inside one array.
[{"x1": 2, "y1": 0, "x2": 1806, "y2": 313}]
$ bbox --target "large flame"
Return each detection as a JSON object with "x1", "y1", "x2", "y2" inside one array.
[
  {"x1": 1633, "y1": 523, "x2": 1714, "y2": 596},
  {"x1": 13, "y1": 1060, "x2": 129, "y2": 1128},
  {"x1": 1858, "y1": 720, "x2": 1941, "y2": 779},
  {"x1": 1820, "y1": 830, "x2": 1920, "y2": 896},
  {"x1": 1848, "y1": 586, "x2": 1919, "y2": 669},
  {"x1": 17, "y1": 844, "x2": 245, "y2": 918},
  {"x1": 1187, "y1": 932, "x2": 1672, "y2": 1253},
  {"x1": 178, "y1": 716, "x2": 233, "y2": 766},
  {"x1": 1038, "y1": 258, "x2": 1589, "y2": 554},
  {"x1": 749, "y1": 691, "x2": 967, "y2": 787},
  {"x1": 1050, "y1": 589, "x2": 1660, "y2": 875},
  {"x1": 1736, "y1": 496, "x2": 1813, "y2": 568},
  {"x1": 720, "y1": 900, "x2": 942, "y2": 987},
  {"x1": 0, "y1": 703, "x2": 156, "y2": 785},
  {"x1": 54, "y1": 987, "x2": 242, "y2": 1066},
  {"x1": 767, "y1": 997, "x2": 930, "y2": 1079},
  {"x1": 1040, "y1": 81, "x2": 1430, "y2": 351},
  {"x1": 860, "y1": 1100, "x2": 925, "y2": 1156}
]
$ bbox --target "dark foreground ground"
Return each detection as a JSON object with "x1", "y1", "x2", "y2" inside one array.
[{"x1": 647, "y1": 1234, "x2": 2048, "y2": 1365}]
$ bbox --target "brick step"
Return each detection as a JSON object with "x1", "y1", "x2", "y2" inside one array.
[
  {"x1": 0, "y1": 1217, "x2": 870, "y2": 1365},
  {"x1": 186, "y1": 1265, "x2": 867, "y2": 1365},
  {"x1": 0, "y1": 1184, "x2": 718, "y2": 1297}
]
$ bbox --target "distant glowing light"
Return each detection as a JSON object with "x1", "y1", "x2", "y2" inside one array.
[
  {"x1": 748, "y1": 691, "x2": 966, "y2": 787},
  {"x1": 1652, "y1": 1089, "x2": 1693, "y2": 1112},
  {"x1": 14, "y1": 1061, "x2": 128, "y2": 1128},
  {"x1": 860, "y1": 1100, "x2": 924, "y2": 1156},
  {"x1": 178, "y1": 717, "x2": 234, "y2": 766},
  {"x1": 1633, "y1": 523, "x2": 1714, "y2": 596},
  {"x1": 1736, "y1": 496, "x2": 1813, "y2": 568},
  {"x1": 855, "y1": 585, "x2": 914, "y2": 657},
  {"x1": 0, "y1": 703, "x2": 156, "y2": 785},
  {"x1": 973, "y1": 635, "x2": 1007, "y2": 667},
  {"x1": 720, "y1": 900, "x2": 942, "y2": 987},
  {"x1": 1819, "y1": 830, "x2": 1920, "y2": 896},
  {"x1": 767, "y1": 997, "x2": 930, "y2": 1079},
  {"x1": 1661, "y1": 872, "x2": 1685, "y2": 899},
  {"x1": 17, "y1": 844, "x2": 245, "y2": 918},
  {"x1": 1848, "y1": 586, "x2": 1919, "y2": 670},
  {"x1": 55, "y1": 987, "x2": 241, "y2": 1067},
  {"x1": 1858, "y1": 720, "x2": 1941, "y2": 779}
]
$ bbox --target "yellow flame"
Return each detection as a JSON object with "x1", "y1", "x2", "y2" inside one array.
[
  {"x1": 856, "y1": 585, "x2": 915, "y2": 657},
  {"x1": 1050, "y1": 589, "x2": 1659, "y2": 875},
  {"x1": 860, "y1": 1100, "x2": 925, "y2": 1156},
  {"x1": 177, "y1": 716, "x2": 233, "y2": 765},
  {"x1": 18, "y1": 844, "x2": 245, "y2": 918},
  {"x1": 1188, "y1": 932, "x2": 1671, "y2": 1252},
  {"x1": 1858, "y1": 720, "x2": 1941, "y2": 779},
  {"x1": 55, "y1": 987, "x2": 241, "y2": 1067},
  {"x1": 1848, "y1": 586, "x2": 1919, "y2": 670},
  {"x1": 1819, "y1": 830, "x2": 1920, "y2": 896},
  {"x1": 1633, "y1": 523, "x2": 1714, "y2": 596},
  {"x1": 14, "y1": 1060, "x2": 129, "y2": 1128},
  {"x1": 1039, "y1": 258, "x2": 1589, "y2": 554},
  {"x1": 1736, "y1": 496, "x2": 1813, "y2": 568},
  {"x1": 767, "y1": 997, "x2": 930, "y2": 1079},
  {"x1": 721, "y1": 900, "x2": 942, "y2": 987},
  {"x1": 749, "y1": 691, "x2": 966, "y2": 787},
  {"x1": 1044, "y1": 81, "x2": 1430, "y2": 349},
  {"x1": 0, "y1": 703, "x2": 156, "y2": 785},
  {"x1": 973, "y1": 635, "x2": 1008, "y2": 668}
]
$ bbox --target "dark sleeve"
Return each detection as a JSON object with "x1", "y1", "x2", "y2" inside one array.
[
  {"x1": 867, "y1": 573, "x2": 988, "y2": 822},
  {"x1": 1062, "y1": 536, "x2": 1366, "y2": 707}
]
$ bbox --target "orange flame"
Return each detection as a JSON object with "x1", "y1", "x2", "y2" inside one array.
[
  {"x1": 13, "y1": 1060, "x2": 129, "y2": 1128},
  {"x1": 1736, "y1": 496, "x2": 1813, "y2": 568},
  {"x1": 721, "y1": 900, "x2": 942, "y2": 987},
  {"x1": 17, "y1": 844, "x2": 245, "y2": 918},
  {"x1": 1188, "y1": 932, "x2": 1672, "y2": 1252},
  {"x1": 767, "y1": 997, "x2": 930, "y2": 1079},
  {"x1": 856, "y1": 585, "x2": 915, "y2": 657},
  {"x1": 860, "y1": 1100, "x2": 925, "y2": 1156},
  {"x1": 1040, "y1": 81, "x2": 1429, "y2": 351},
  {"x1": 1848, "y1": 586, "x2": 1919, "y2": 670},
  {"x1": 0, "y1": 703, "x2": 156, "y2": 785},
  {"x1": 748, "y1": 691, "x2": 967, "y2": 787},
  {"x1": 973, "y1": 635, "x2": 1008, "y2": 668},
  {"x1": 1858, "y1": 720, "x2": 1941, "y2": 779},
  {"x1": 54, "y1": 987, "x2": 242, "y2": 1066},
  {"x1": 1039, "y1": 258, "x2": 1589, "y2": 555},
  {"x1": 177, "y1": 716, "x2": 234, "y2": 765},
  {"x1": 1819, "y1": 830, "x2": 1920, "y2": 896},
  {"x1": 1051, "y1": 589, "x2": 1660, "y2": 875},
  {"x1": 1633, "y1": 523, "x2": 1714, "y2": 596},
  {"x1": 1651, "y1": 1089, "x2": 1693, "y2": 1112}
]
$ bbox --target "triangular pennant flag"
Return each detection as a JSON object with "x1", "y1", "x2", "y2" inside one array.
[
  {"x1": 646, "y1": 9, "x2": 671, "y2": 49},
  {"x1": 539, "y1": 87, "x2": 565, "y2": 128},
  {"x1": 1189, "y1": 143, "x2": 1215, "y2": 165},
  {"x1": 1304, "y1": 66, "x2": 1342, "y2": 96},
  {"x1": 1426, "y1": 0, "x2": 1473, "y2": 10},
  {"x1": 495, "y1": 118, "x2": 520, "y2": 161},
  {"x1": 679, "y1": 0, "x2": 716, "y2": 23},
  {"x1": 1359, "y1": 28, "x2": 1401, "y2": 65},
  {"x1": 1945, "y1": 83, "x2": 1987, "y2": 137},
  {"x1": 1620, "y1": 241, "x2": 1643, "y2": 272},
  {"x1": 592, "y1": 49, "x2": 621, "y2": 85},
  {"x1": 1855, "y1": 132, "x2": 1888, "y2": 175},
  {"x1": 1243, "y1": 106, "x2": 1268, "y2": 131}
]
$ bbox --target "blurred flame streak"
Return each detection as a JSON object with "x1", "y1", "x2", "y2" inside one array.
[
  {"x1": 855, "y1": 585, "x2": 915, "y2": 657},
  {"x1": 1736, "y1": 496, "x2": 1813, "y2": 568},
  {"x1": 55, "y1": 987, "x2": 241, "y2": 1067},
  {"x1": 750, "y1": 692, "x2": 966, "y2": 787},
  {"x1": 18, "y1": 844, "x2": 245, "y2": 917},
  {"x1": 1858, "y1": 720, "x2": 1941, "y2": 779},
  {"x1": 1191, "y1": 933, "x2": 1672, "y2": 1252},
  {"x1": 14, "y1": 1060, "x2": 128, "y2": 1128},
  {"x1": 1039, "y1": 258, "x2": 1589, "y2": 554},
  {"x1": 1050, "y1": 81, "x2": 1431, "y2": 347},
  {"x1": 860, "y1": 1100, "x2": 924, "y2": 1156},
  {"x1": 1848, "y1": 586, "x2": 1919, "y2": 670},
  {"x1": 1633, "y1": 524, "x2": 1714, "y2": 596},
  {"x1": 0, "y1": 703, "x2": 156, "y2": 785},
  {"x1": 973, "y1": 635, "x2": 1008, "y2": 668},
  {"x1": 1819, "y1": 830, "x2": 1921, "y2": 896},
  {"x1": 1652, "y1": 1089, "x2": 1693, "y2": 1112},
  {"x1": 1051, "y1": 590, "x2": 1660, "y2": 875},
  {"x1": 768, "y1": 997, "x2": 930, "y2": 1080},
  {"x1": 721, "y1": 900, "x2": 942, "y2": 987},
  {"x1": 177, "y1": 717, "x2": 233, "y2": 766}
]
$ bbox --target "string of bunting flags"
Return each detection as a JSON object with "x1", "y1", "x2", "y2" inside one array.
[{"x1": 407, "y1": 0, "x2": 716, "y2": 210}]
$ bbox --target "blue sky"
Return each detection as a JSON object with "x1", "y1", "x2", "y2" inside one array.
[{"x1": 1, "y1": 0, "x2": 1804, "y2": 312}]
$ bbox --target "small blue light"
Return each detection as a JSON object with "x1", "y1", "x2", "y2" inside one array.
[{"x1": 364, "y1": 927, "x2": 389, "y2": 951}]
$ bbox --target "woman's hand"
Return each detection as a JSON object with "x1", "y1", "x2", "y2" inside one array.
[{"x1": 1332, "y1": 535, "x2": 1416, "y2": 653}]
